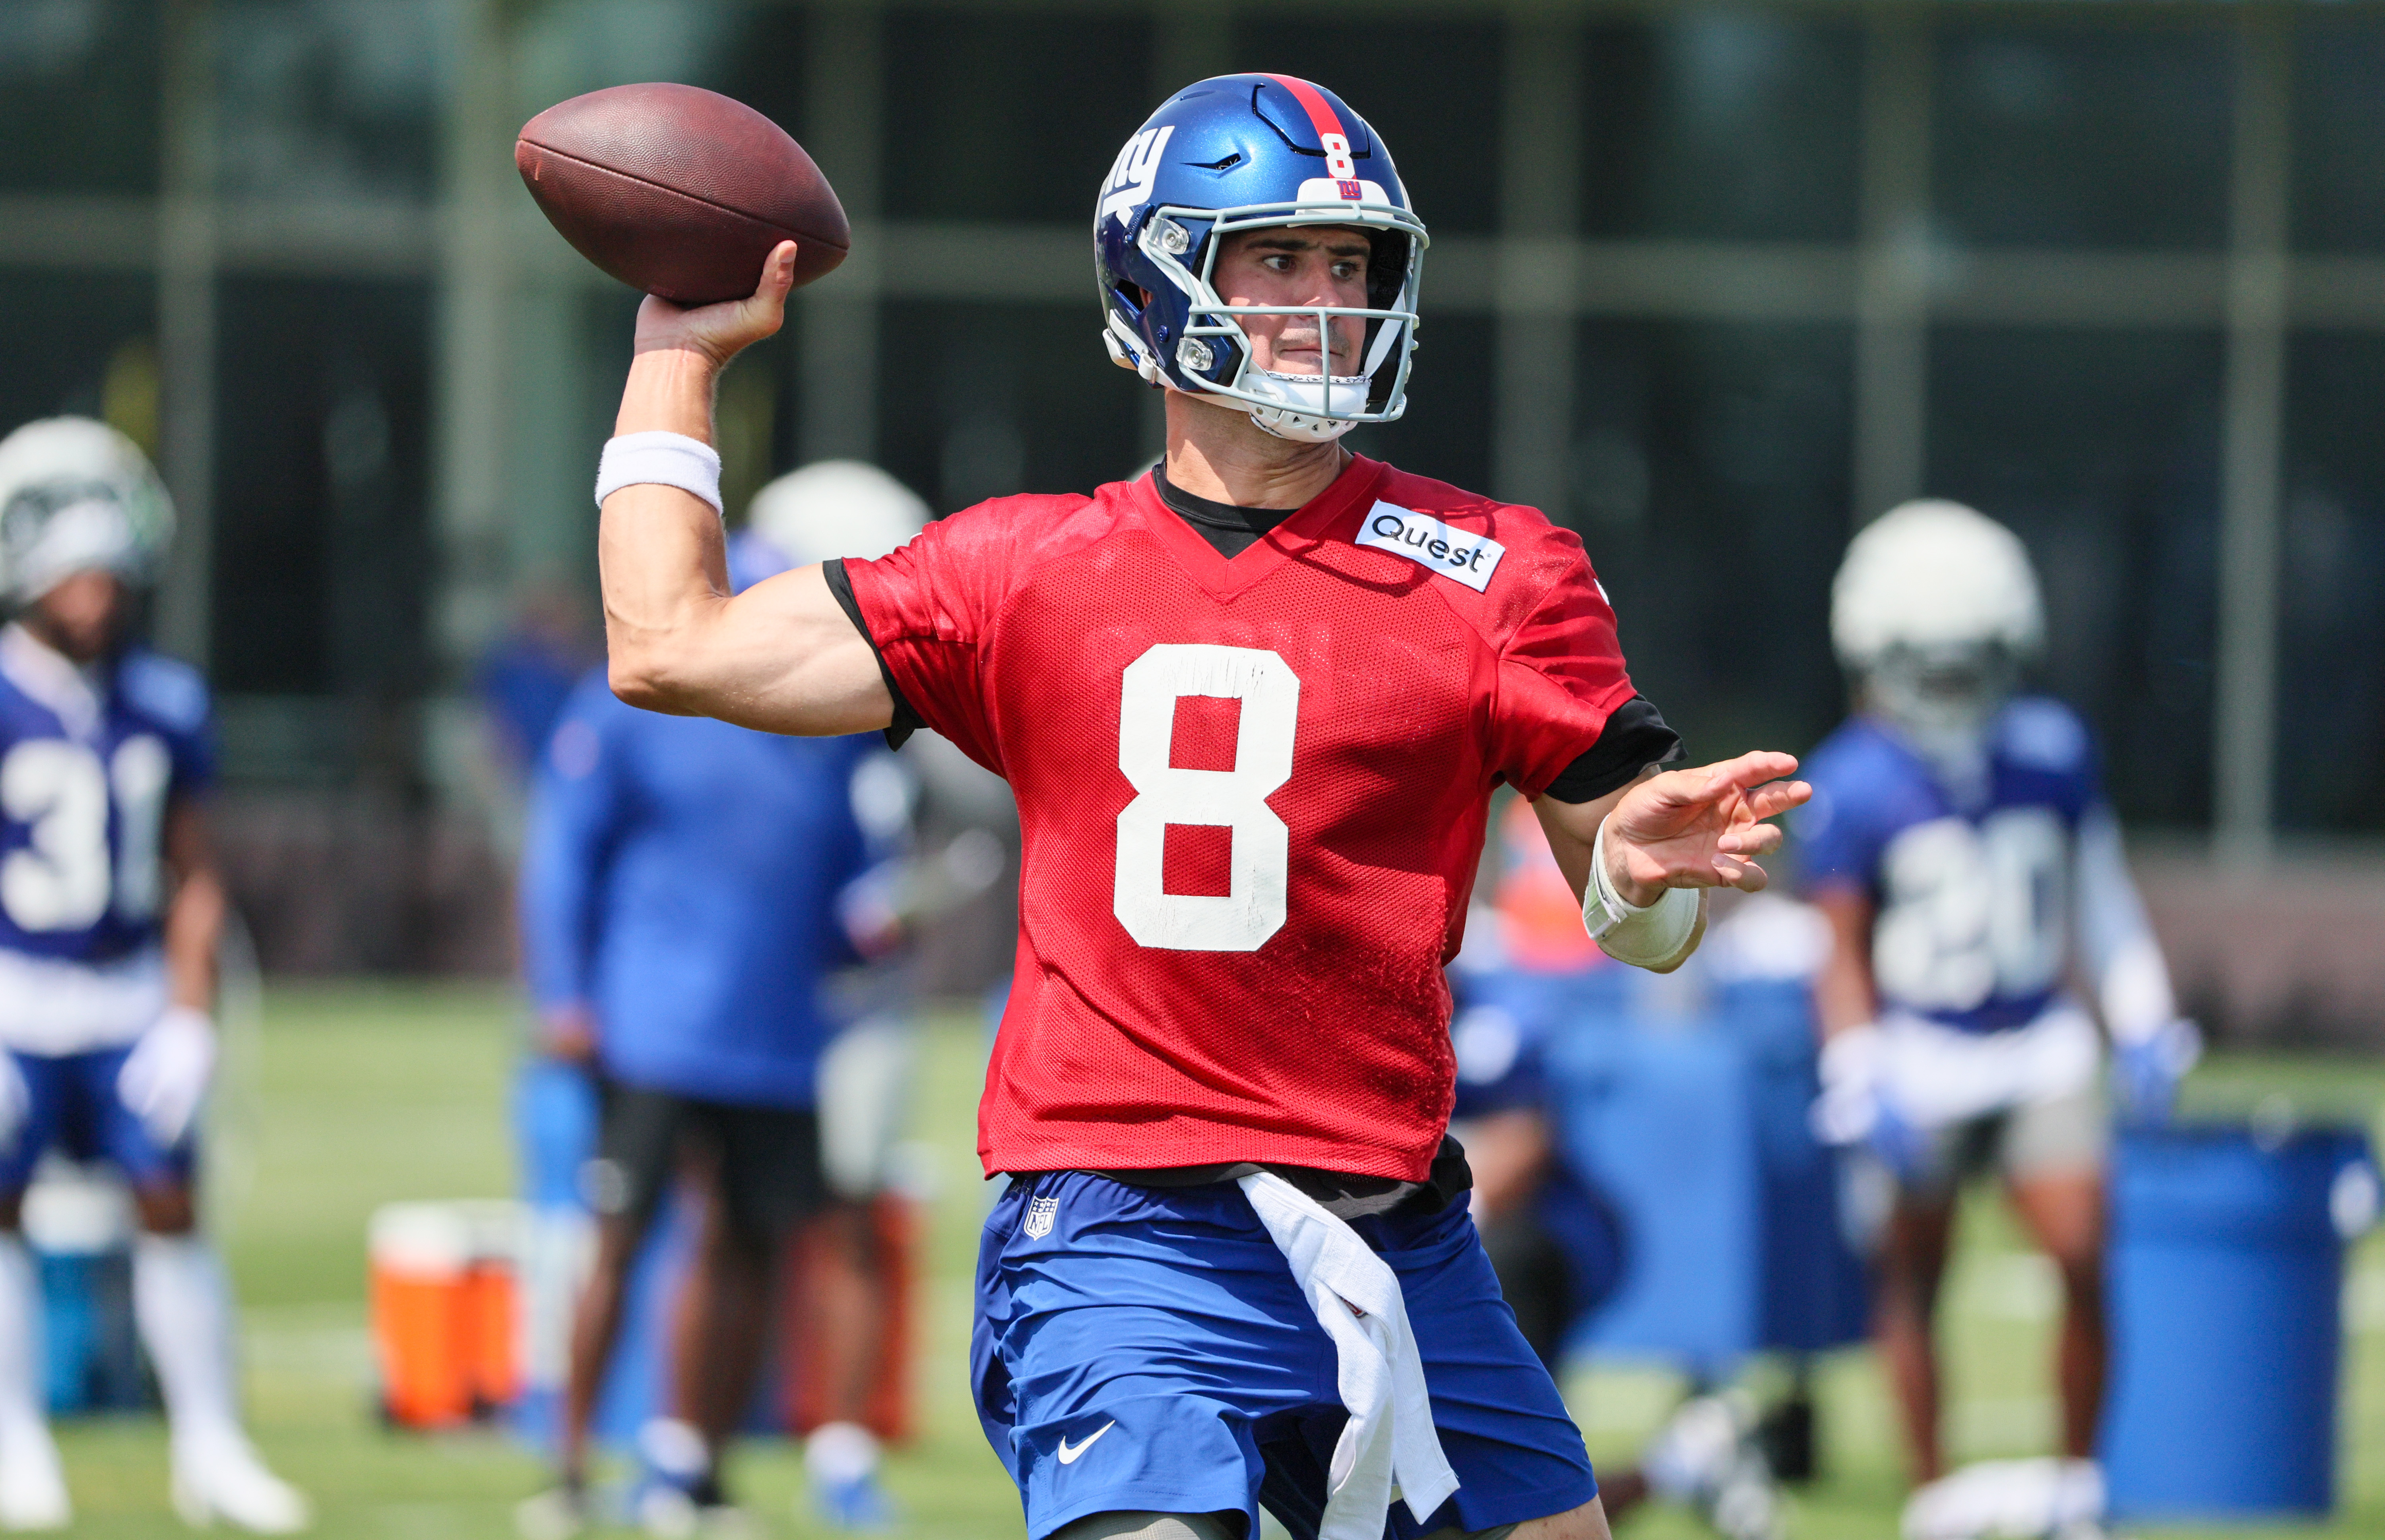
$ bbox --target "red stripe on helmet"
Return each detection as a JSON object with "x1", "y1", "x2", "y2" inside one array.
[{"x1": 1265, "y1": 74, "x2": 1347, "y2": 149}]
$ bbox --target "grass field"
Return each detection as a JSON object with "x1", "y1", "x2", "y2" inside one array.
[{"x1": 45, "y1": 982, "x2": 2385, "y2": 1538}]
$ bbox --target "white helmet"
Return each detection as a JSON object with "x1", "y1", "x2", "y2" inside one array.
[
  {"x1": 746, "y1": 460, "x2": 930, "y2": 568},
  {"x1": 1832, "y1": 499, "x2": 2042, "y2": 733},
  {"x1": 0, "y1": 417, "x2": 175, "y2": 605}
]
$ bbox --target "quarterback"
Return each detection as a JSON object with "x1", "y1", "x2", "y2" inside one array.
[
  {"x1": 0, "y1": 419, "x2": 307, "y2": 1531},
  {"x1": 593, "y1": 78, "x2": 1804, "y2": 1540}
]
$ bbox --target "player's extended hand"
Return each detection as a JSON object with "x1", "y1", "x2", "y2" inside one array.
[
  {"x1": 1602, "y1": 750, "x2": 1809, "y2": 907},
  {"x1": 631, "y1": 239, "x2": 799, "y2": 368},
  {"x1": 116, "y1": 1005, "x2": 217, "y2": 1148}
]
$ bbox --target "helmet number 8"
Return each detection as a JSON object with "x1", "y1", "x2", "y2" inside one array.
[
  {"x1": 1113, "y1": 644, "x2": 1299, "y2": 953},
  {"x1": 1320, "y1": 133, "x2": 1356, "y2": 181}
]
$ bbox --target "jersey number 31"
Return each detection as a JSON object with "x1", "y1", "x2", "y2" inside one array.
[
  {"x1": 1113, "y1": 644, "x2": 1299, "y2": 952},
  {"x1": 2, "y1": 738, "x2": 172, "y2": 932}
]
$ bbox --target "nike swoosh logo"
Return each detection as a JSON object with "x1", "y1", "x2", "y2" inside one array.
[{"x1": 1056, "y1": 1422, "x2": 1116, "y2": 1464}]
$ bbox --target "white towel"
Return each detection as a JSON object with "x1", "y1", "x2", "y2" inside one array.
[{"x1": 1237, "y1": 1171, "x2": 1460, "y2": 1540}]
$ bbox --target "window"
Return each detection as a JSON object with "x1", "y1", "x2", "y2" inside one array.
[
  {"x1": 213, "y1": 276, "x2": 432, "y2": 696},
  {"x1": 215, "y1": 0, "x2": 444, "y2": 201},
  {"x1": 1582, "y1": 13, "x2": 1863, "y2": 243},
  {"x1": 2278, "y1": 333, "x2": 2385, "y2": 833},
  {"x1": 0, "y1": 0, "x2": 163, "y2": 195},
  {"x1": 2290, "y1": 19, "x2": 2385, "y2": 254},
  {"x1": 1933, "y1": 23, "x2": 2233, "y2": 250},
  {"x1": 1571, "y1": 320, "x2": 1856, "y2": 757},
  {"x1": 882, "y1": 11, "x2": 1154, "y2": 224},
  {"x1": 1927, "y1": 326, "x2": 2225, "y2": 827}
]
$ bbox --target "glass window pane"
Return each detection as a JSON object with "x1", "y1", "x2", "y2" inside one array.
[
  {"x1": 1227, "y1": 21, "x2": 1504, "y2": 236},
  {"x1": 0, "y1": 0, "x2": 162, "y2": 195},
  {"x1": 215, "y1": 0, "x2": 446, "y2": 201},
  {"x1": 213, "y1": 276, "x2": 433, "y2": 697},
  {"x1": 2290, "y1": 19, "x2": 2385, "y2": 254},
  {"x1": 1925, "y1": 326, "x2": 2224, "y2": 828},
  {"x1": 882, "y1": 12, "x2": 1154, "y2": 224},
  {"x1": 1582, "y1": 14, "x2": 1863, "y2": 243},
  {"x1": 1570, "y1": 321, "x2": 1856, "y2": 757},
  {"x1": 0, "y1": 270, "x2": 158, "y2": 436},
  {"x1": 876, "y1": 302, "x2": 1146, "y2": 517},
  {"x1": 2278, "y1": 333, "x2": 2385, "y2": 834},
  {"x1": 1933, "y1": 23, "x2": 2232, "y2": 250}
]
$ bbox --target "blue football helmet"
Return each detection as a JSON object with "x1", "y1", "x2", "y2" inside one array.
[{"x1": 1095, "y1": 74, "x2": 1428, "y2": 444}]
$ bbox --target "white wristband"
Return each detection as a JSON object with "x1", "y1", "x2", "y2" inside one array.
[
  {"x1": 1582, "y1": 814, "x2": 1701, "y2": 969},
  {"x1": 596, "y1": 430, "x2": 723, "y2": 515}
]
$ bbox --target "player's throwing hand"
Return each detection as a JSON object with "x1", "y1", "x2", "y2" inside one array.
[
  {"x1": 1603, "y1": 752, "x2": 1809, "y2": 905},
  {"x1": 630, "y1": 240, "x2": 799, "y2": 368}
]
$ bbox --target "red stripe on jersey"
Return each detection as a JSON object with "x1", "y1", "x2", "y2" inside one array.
[{"x1": 1266, "y1": 74, "x2": 1347, "y2": 149}]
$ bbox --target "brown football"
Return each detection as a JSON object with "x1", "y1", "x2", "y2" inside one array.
[{"x1": 516, "y1": 82, "x2": 849, "y2": 306}]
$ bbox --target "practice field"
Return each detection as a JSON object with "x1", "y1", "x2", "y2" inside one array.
[{"x1": 46, "y1": 983, "x2": 2385, "y2": 1538}]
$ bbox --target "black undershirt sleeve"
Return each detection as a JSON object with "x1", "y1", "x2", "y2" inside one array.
[
  {"x1": 1538, "y1": 695, "x2": 1685, "y2": 804},
  {"x1": 822, "y1": 558, "x2": 924, "y2": 752}
]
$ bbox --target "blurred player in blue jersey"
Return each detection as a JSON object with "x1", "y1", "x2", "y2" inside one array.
[
  {"x1": 0, "y1": 418, "x2": 308, "y2": 1532},
  {"x1": 516, "y1": 465, "x2": 928, "y2": 1538},
  {"x1": 1797, "y1": 502, "x2": 2198, "y2": 1509}
]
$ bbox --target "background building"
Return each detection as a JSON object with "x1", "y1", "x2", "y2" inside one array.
[{"x1": 3, "y1": 0, "x2": 2381, "y2": 1036}]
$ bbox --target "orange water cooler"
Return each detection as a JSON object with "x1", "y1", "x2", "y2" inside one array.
[{"x1": 368, "y1": 1201, "x2": 524, "y2": 1428}]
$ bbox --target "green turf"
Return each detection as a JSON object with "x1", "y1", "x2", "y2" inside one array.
[{"x1": 48, "y1": 984, "x2": 2385, "y2": 1537}]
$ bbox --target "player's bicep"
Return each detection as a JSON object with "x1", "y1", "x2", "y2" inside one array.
[{"x1": 683, "y1": 564, "x2": 894, "y2": 736}]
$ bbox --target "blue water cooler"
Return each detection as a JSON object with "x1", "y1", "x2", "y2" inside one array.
[
  {"x1": 1542, "y1": 975, "x2": 1867, "y2": 1369},
  {"x1": 2102, "y1": 1123, "x2": 2378, "y2": 1519}
]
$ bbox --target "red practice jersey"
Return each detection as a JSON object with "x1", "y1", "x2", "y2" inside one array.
[{"x1": 844, "y1": 457, "x2": 1638, "y2": 1180}]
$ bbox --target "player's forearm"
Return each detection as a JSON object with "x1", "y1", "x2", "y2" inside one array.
[
  {"x1": 1809, "y1": 888, "x2": 1877, "y2": 1034},
  {"x1": 601, "y1": 343, "x2": 734, "y2": 713},
  {"x1": 163, "y1": 868, "x2": 224, "y2": 1012}
]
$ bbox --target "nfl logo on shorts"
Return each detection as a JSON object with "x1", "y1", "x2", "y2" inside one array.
[{"x1": 1023, "y1": 1195, "x2": 1059, "y2": 1238}]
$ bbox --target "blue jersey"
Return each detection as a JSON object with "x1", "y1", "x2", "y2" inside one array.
[
  {"x1": 519, "y1": 667, "x2": 880, "y2": 1108},
  {"x1": 0, "y1": 626, "x2": 214, "y2": 967},
  {"x1": 1794, "y1": 697, "x2": 2100, "y2": 1034}
]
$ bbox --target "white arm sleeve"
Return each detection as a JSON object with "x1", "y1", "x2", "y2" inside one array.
[{"x1": 2074, "y1": 803, "x2": 2176, "y2": 1046}]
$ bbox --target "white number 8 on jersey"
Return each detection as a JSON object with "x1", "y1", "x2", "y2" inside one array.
[{"x1": 1113, "y1": 644, "x2": 1300, "y2": 952}]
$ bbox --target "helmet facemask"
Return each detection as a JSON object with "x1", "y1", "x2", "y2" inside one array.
[{"x1": 1127, "y1": 200, "x2": 1425, "y2": 444}]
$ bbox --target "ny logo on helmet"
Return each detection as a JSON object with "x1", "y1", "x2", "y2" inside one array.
[{"x1": 1099, "y1": 126, "x2": 1177, "y2": 229}]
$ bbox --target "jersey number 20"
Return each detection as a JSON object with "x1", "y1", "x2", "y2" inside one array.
[
  {"x1": 1113, "y1": 644, "x2": 1299, "y2": 952},
  {"x1": 1, "y1": 737, "x2": 173, "y2": 933},
  {"x1": 1873, "y1": 809, "x2": 2067, "y2": 1012}
]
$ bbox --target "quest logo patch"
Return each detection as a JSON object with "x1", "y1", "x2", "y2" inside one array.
[{"x1": 1354, "y1": 502, "x2": 1505, "y2": 592}]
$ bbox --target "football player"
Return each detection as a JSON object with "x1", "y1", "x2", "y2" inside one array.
[
  {"x1": 588, "y1": 77, "x2": 1806, "y2": 1540},
  {"x1": 0, "y1": 418, "x2": 308, "y2": 1531},
  {"x1": 1797, "y1": 501, "x2": 2198, "y2": 1499},
  {"x1": 515, "y1": 513, "x2": 906, "y2": 1537}
]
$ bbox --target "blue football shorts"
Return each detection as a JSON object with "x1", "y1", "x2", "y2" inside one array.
[
  {"x1": 0, "y1": 1046, "x2": 195, "y2": 1193},
  {"x1": 972, "y1": 1169, "x2": 1598, "y2": 1540}
]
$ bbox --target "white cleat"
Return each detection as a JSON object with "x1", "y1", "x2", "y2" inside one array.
[
  {"x1": 0, "y1": 1429, "x2": 69, "y2": 1530},
  {"x1": 1902, "y1": 1458, "x2": 2104, "y2": 1540},
  {"x1": 1643, "y1": 1392, "x2": 1786, "y2": 1540},
  {"x1": 170, "y1": 1436, "x2": 312, "y2": 1533}
]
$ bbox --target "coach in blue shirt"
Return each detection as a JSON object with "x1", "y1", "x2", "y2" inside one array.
[{"x1": 518, "y1": 529, "x2": 884, "y2": 1530}]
